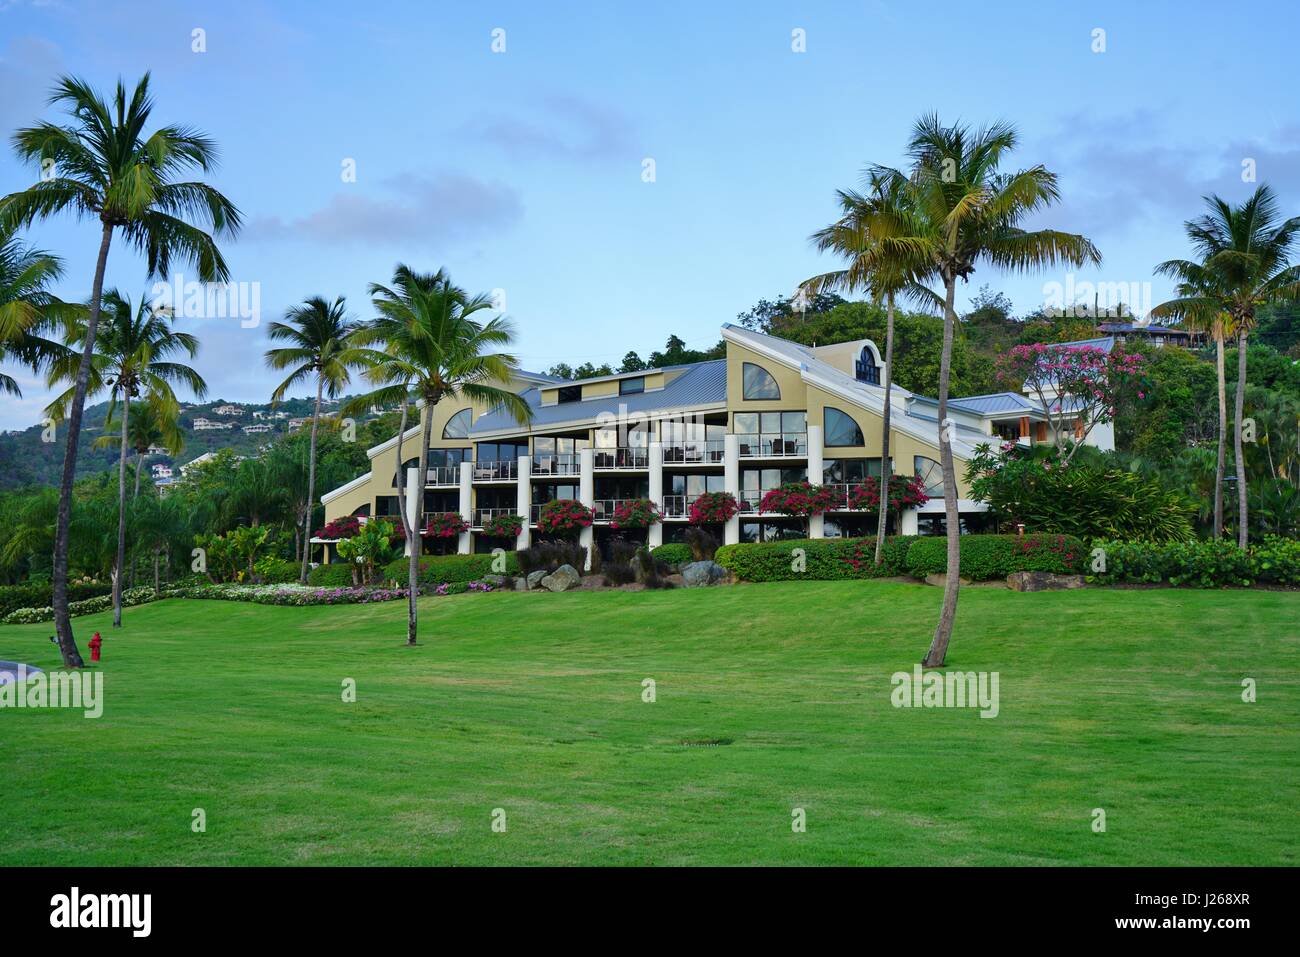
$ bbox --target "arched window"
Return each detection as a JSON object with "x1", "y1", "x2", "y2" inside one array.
[
  {"x1": 742, "y1": 362, "x2": 780, "y2": 400},
  {"x1": 856, "y1": 346, "x2": 880, "y2": 384},
  {"x1": 824, "y1": 407, "x2": 864, "y2": 446},
  {"x1": 443, "y1": 408, "x2": 472, "y2": 439},
  {"x1": 914, "y1": 455, "x2": 944, "y2": 496}
]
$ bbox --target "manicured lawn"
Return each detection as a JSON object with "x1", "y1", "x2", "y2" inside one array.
[{"x1": 1, "y1": 581, "x2": 1297, "y2": 865}]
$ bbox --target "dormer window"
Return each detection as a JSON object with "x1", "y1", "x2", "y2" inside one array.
[
  {"x1": 855, "y1": 346, "x2": 880, "y2": 384},
  {"x1": 557, "y1": 385, "x2": 581, "y2": 404}
]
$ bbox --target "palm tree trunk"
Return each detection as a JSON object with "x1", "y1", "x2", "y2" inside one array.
[
  {"x1": 874, "y1": 291, "x2": 896, "y2": 564},
  {"x1": 153, "y1": 548, "x2": 160, "y2": 594},
  {"x1": 299, "y1": 375, "x2": 325, "y2": 582},
  {"x1": 1234, "y1": 329, "x2": 1249, "y2": 547},
  {"x1": 923, "y1": 276, "x2": 961, "y2": 668},
  {"x1": 408, "y1": 400, "x2": 436, "y2": 646},
  {"x1": 133, "y1": 450, "x2": 144, "y2": 501},
  {"x1": 1213, "y1": 331, "x2": 1226, "y2": 538},
  {"x1": 112, "y1": 391, "x2": 130, "y2": 627},
  {"x1": 392, "y1": 399, "x2": 417, "y2": 644},
  {"x1": 51, "y1": 220, "x2": 114, "y2": 668}
]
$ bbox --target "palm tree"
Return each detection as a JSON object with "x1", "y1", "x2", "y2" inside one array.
[
  {"x1": 872, "y1": 115, "x2": 1100, "y2": 667},
  {"x1": 344, "y1": 265, "x2": 533, "y2": 646},
  {"x1": 48, "y1": 289, "x2": 206, "y2": 627},
  {"x1": 0, "y1": 73, "x2": 239, "y2": 666},
  {"x1": 805, "y1": 169, "x2": 940, "y2": 564},
  {"x1": 0, "y1": 224, "x2": 71, "y2": 396},
  {"x1": 265, "y1": 296, "x2": 369, "y2": 582},
  {"x1": 1151, "y1": 185, "x2": 1300, "y2": 546}
]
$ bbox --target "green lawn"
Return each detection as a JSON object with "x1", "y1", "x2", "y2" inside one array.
[{"x1": 1, "y1": 581, "x2": 1297, "y2": 865}]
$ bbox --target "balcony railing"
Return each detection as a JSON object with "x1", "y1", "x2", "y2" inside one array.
[
  {"x1": 425, "y1": 465, "x2": 460, "y2": 486},
  {"x1": 662, "y1": 440, "x2": 725, "y2": 465},
  {"x1": 591, "y1": 498, "x2": 642, "y2": 522},
  {"x1": 471, "y1": 507, "x2": 517, "y2": 528},
  {"x1": 531, "y1": 452, "x2": 582, "y2": 477},
  {"x1": 661, "y1": 493, "x2": 704, "y2": 520},
  {"x1": 593, "y1": 447, "x2": 648, "y2": 470},
  {"x1": 472, "y1": 459, "x2": 518, "y2": 482},
  {"x1": 736, "y1": 432, "x2": 807, "y2": 458},
  {"x1": 823, "y1": 482, "x2": 871, "y2": 511}
]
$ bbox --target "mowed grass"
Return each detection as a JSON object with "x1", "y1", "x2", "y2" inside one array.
[{"x1": 1, "y1": 581, "x2": 1297, "y2": 866}]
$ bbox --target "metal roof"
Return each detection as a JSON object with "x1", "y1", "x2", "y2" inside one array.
[{"x1": 949, "y1": 392, "x2": 1038, "y2": 415}]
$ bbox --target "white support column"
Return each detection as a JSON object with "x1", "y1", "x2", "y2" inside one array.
[
  {"x1": 403, "y1": 466, "x2": 421, "y2": 557},
  {"x1": 579, "y1": 447, "x2": 595, "y2": 569},
  {"x1": 647, "y1": 442, "x2": 664, "y2": 549},
  {"x1": 516, "y1": 454, "x2": 531, "y2": 551},
  {"x1": 457, "y1": 461, "x2": 473, "y2": 555},
  {"x1": 807, "y1": 424, "x2": 824, "y2": 539},
  {"x1": 900, "y1": 508, "x2": 919, "y2": 535},
  {"x1": 723, "y1": 433, "x2": 740, "y2": 546}
]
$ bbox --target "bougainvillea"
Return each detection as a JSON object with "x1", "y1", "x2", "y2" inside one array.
[
  {"x1": 758, "y1": 481, "x2": 840, "y2": 517},
  {"x1": 481, "y1": 513, "x2": 524, "y2": 538},
  {"x1": 536, "y1": 498, "x2": 593, "y2": 535},
  {"x1": 609, "y1": 498, "x2": 661, "y2": 529},
  {"x1": 843, "y1": 474, "x2": 930, "y2": 511},
  {"x1": 423, "y1": 512, "x2": 469, "y2": 538},
  {"x1": 315, "y1": 516, "x2": 362, "y2": 540},
  {"x1": 688, "y1": 490, "x2": 739, "y2": 525}
]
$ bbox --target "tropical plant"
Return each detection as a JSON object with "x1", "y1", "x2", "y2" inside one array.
[
  {"x1": 481, "y1": 513, "x2": 524, "y2": 538},
  {"x1": 0, "y1": 224, "x2": 71, "y2": 396},
  {"x1": 687, "y1": 490, "x2": 739, "y2": 525},
  {"x1": 342, "y1": 265, "x2": 533, "y2": 645},
  {"x1": 535, "y1": 499, "x2": 593, "y2": 536},
  {"x1": 423, "y1": 512, "x2": 469, "y2": 538},
  {"x1": 335, "y1": 518, "x2": 397, "y2": 586},
  {"x1": 1150, "y1": 184, "x2": 1300, "y2": 547},
  {"x1": 609, "y1": 498, "x2": 661, "y2": 530},
  {"x1": 265, "y1": 295, "x2": 369, "y2": 582},
  {"x1": 868, "y1": 115, "x2": 1101, "y2": 667},
  {"x1": 0, "y1": 73, "x2": 240, "y2": 666}
]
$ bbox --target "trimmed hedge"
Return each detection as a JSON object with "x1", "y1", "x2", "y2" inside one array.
[
  {"x1": 381, "y1": 552, "x2": 521, "y2": 587},
  {"x1": 905, "y1": 534, "x2": 1086, "y2": 581},
  {"x1": 714, "y1": 536, "x2": 918, "y2": 582},
  {"x1": 307, "y1": 563, "x2": 355, "y2": 587},
  {"x1": 1089, "y1": 536, "x2": 1300, "y2": 588},
  {"x1": 650, "y1": 543, "x2": 694, "y2": 565},
  {"x1": 0, "y1": 582, "x2": 112, "y2": 619},
  {"x1": 3, "y1": 586, "x2": 157, "y2": 625}
]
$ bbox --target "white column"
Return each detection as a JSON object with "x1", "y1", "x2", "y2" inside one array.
[
  {"x1": 403, "y1": 466, "x2": 421, "y2": 557},
  {"x1": 457, "y1": 461, "x2": 473, "y2": 555},
  {"x1": 807, "y1": 424, "x2": 824, "y2": 539},
  {"x1": 579, "y1": 447, "x2": 595, "y2": 570},
  {"x1": 647, "y1": 441, "x2": 663, "y2": 549},
  {"x1": 900, "y1": 508, "x2": 919, "y2": 535},
  {"x1": 516, "y1": 453, "x2": 531, "y2": 551},
  {"x1": 723, "y1": 433, "x2": 740, "y2": 546}
]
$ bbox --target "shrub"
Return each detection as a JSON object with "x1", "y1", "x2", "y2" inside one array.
[
  {"x1": 1087, "y1": 538, "x2": 1293, "y2": 588},
  {"x1": 2, "y1": 586, "x2": 157, "y2": 624},
  {"x1": 423, "y1": 512, "x2": 469, "y2": 538},
  {"x1": 650, "y1": 543, "x2": 693, "y2": 565},
  {"x1": 0, "y1": 582, "x2": 111, "y2": 619},
  {"x1": 481, "y1": 513, "x2": 524, "y2": 538},
  {"x1": 905, "y1": 533, "x2": 1086, "y2": 581},
  {"x1": 516, "y1": 541, "x2": 585, "y2": 577},
  {"x1": 685, "y1": 527, "x2": 719, "y2": 561},
  {"x1": 381, "y1": 552, "x2": 521, "y2": 587},
  {"x1": 315, "y1": 516, "x2": 362, "y2": 540},
  {"x1": 688, "y1": 491, "x2": 739, "y2": 525},
  {"x1": 536, "y1": 499, "x2": 593, "y2": 535},
  {"x1": 758, "y1": 481, "x2": 839, "y2": 517},
  {"x1": 253, "y1": 556, "x2": 299, "y2": 584},
  {"x1": 307, "y1": 563, "x2": 355, "y2": 587},
  {"x1": 609, "y1": 498, "x2": 661, "y2": 529},
  {"x1": 715, "y1": 536, "x2": 918, "y2": 582}
]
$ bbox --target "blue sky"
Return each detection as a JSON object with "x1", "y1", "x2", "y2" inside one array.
[{"x1": 2, "y1": 0, "x2": 1298, "y2": 429}]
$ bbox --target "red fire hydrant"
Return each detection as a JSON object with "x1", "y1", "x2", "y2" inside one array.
[{"x1": 88, "y1": 631, "x2": 102, "y2": 663}]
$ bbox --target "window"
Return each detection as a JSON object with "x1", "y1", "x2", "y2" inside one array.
[
  {"x1": 619, "y1": 376, "x2": 645, "y2": 395},
  {"x1": 825, "y1": 407, "x2": 864, "y2": 447},
  {"x1": 823, "y1": 458, "x2": 882, "y2": 484},
  {"x1": 428, "y1": 448, "x2": 471, "y2": 469},
  {"x1": 855, "y1": 346, "x2": 880, "y2": 384},
  {"x1": 557, "y1": 385, "x2": 581, "y2": 404},
  {"x1": 442, "y1": 408, "x2": 472, "y2": 439},
  {"x1": 477, "y1": 441, "x2": 528, "y2": 463},
  {"x1": 742, "y1": 362, "x2": 780, "y2": 400},
  {"x1": 914, "y1": 455, "x2": 944, "y2": 497}
]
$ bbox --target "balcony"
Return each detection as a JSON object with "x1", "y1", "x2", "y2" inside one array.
[
  {"x1": 662, "y1": 440, "x2": 725, "y2": 465},
  {"x1": 531, "y1": 452, "x2": 582, "y2": 477},
  {"x1": 591, "y1": 498, "x2": 642, "y2": 523},
  {"x1": 736, "y1": 432, "x2": 807, "y2": 459},
  {"x1": 823, "y1": 482, "x2": 872, "y2": 511},
  {"x1": 593, "y1": 447, "x2": 648, "y2": 470},
  {"x1": 424, "y1": 465, "x2": 460, "y2": 486},
  {"x1": 472, "y1": 459, "x2": 518, "y2": 482},
  {"x1": 661, "y1": 494, "x2": 702, "y2": 520},
  {"x1": 471, "y1": 507, "x2": 517, "y2": 529}
]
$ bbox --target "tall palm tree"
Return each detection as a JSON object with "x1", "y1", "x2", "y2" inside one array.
[
  {"x1": 0, "y1": 224, "x2": 71, "y2": 396},
  {"x1": 872, "y1": 115, "x2": 1100, "y2": 667},
  {"x1": 48, "y1": 289, "x2": 206, "y2": 627},
  {"x1": 805, "y1": 169, "x2": 940, "y2": 564},
  {"x1": 0, "y1": 73, "x2": 239, "y2": 666},
  {"x1": 1151, "y1": 185, "x2": 1300, "y2": 547},
  {"x1": 344, "y1": 265, "x2": 533, "y2": 646},
  {"x1": 265, "y1": 296, "x2": 369, "y2": 582}
]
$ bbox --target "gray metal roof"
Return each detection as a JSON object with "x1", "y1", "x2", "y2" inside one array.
[
  {"x1": 949, "y1": 392, "x2": 1037, "y2": 415},
  {"x1": 470, "y1": 360, "x2": 728, "y2": 434}
]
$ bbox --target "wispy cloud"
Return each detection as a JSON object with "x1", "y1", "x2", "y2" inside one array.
[{"x1": 460, "y1": 94, "x2": 634, "y2": 161}]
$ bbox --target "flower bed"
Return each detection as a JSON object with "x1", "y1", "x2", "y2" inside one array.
[
  {"x1": 3, "y1": 587, "x2": 158, "y2": 624},
  {"x1": 160, "y1": 584, "x2": 408, "y2": 606},
  {"x1": 0, "y1": 581, "x2": 113, "y2": 619}
]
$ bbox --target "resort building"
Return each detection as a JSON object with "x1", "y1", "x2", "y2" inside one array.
[
  {"x1": 319, "y1": 324, "x2": 1106, "y2": 558},
  {"x1": 192, "y1": 417, "x2": 235, "y2": 431},
  {"x1": 243, "y1": 423, "x2": 275, "y2": 435},
  {"x1": 212, "y1": 403, "x2": 245, "y2": 416}
]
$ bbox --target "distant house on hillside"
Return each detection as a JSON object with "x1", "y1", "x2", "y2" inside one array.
[
  {"x1": 1096, "y1": 321, "x2": 1205, "y2": 348},
  {"x1": 212, "y1": 403, "x2": 244, "y2": 416},
  {"x1": 145, "y1": 444, "x2": 170, "y2": 456},
  {"x1": 192, "y1": 418, "x2": 235, "y2": 431},
  {"x1": 151, "y1": 463, "x2": 174, "y2": 480},
  {"x1": 243, "y1": 423, "x2": 274, "y2": 434}
]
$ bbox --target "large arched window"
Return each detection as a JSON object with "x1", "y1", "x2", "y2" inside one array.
[
  {"x1": 824, "y1": 406, "x2": 864, "y2": 447},
  {"x1": 914, "y1": 455, "x2": 944, "y2": 496},
  {"x1": 443, "y1": 408, "x2": 472, "y2": 439},
  {"x1": 855, "y1": 346, "x2": 881, "y2": 384},
  {"x1": 742, "y1": 362, "x2": 780, "y2": 400}
]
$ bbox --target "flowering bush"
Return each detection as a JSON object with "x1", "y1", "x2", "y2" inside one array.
[
  {"x1": 714, "y1": 536, "x2": 919, "y2": 581},
  {"x1": 609, "y1": 498, "x2": 661, "y2": 529},
  {"x1": 315, "y1": 516, "x2": 362, "y2": 540},
  {"x1": 688, "y1": 491, "x2": 739, "y2": 525},
  {"x1": 905, "y1": 533, "x2": 1086, "y2": 581},
  {"x1": 758, "y1": 481, "x2": 839, "y2": 517},
  {"x1": 423, "y1": 512, "x2": 469, "y2": 538},
  {"x1": 536, "y1": 499, "x2": 593, "y2": 535},
  {"x1": 2, "y1": 587, "x2": 158, "y2": 624},
  {"x1": 160, "y1": 583, "x2": 407, "y2": 606},
  {"x1": 481, "y1": 513, "x2": 524, "y2": 538},
  {"x1": 843, "y1": 475, "x2": 930, "y2": 512}
]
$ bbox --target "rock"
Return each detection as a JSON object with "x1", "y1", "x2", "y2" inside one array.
[
  {"x1": 482, "y1": 574, "x2": 507, "y2": 587},
  {"x1": 526, "y1": 570, "x2": 548, "y2": 590},
  {"x1": 513, "y1": 577, "x2": 528, "y2": 591},
  {"x1": 681, "y1": 560, "x2": 728, "y2": 587},
  {"x1": 579, "y1": 574, "x2": 607, "y2": 590},
  {"x1": 1007, "y1": 571, "x2": 1086, "y2": 592},
  {"x1": 540, "y1": 564, "x2": 581, "y2": 592}
]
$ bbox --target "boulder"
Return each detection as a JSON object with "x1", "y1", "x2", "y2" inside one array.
[
  {"x1": 1007, "y1": 571, "x2": 1086, "y2": 592},
  {"x1": 540, "y1": 564, "x2": 581, "y2": 592},
  {"x1": 482, "y1": 574, "x2": 507, "y2": 587},
  {"x1": 681, "y1": 560, "x2": 728, "y2": 587},
  {"x1": 526, "y1": 570, "x2": 548, "y2": 590}
]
